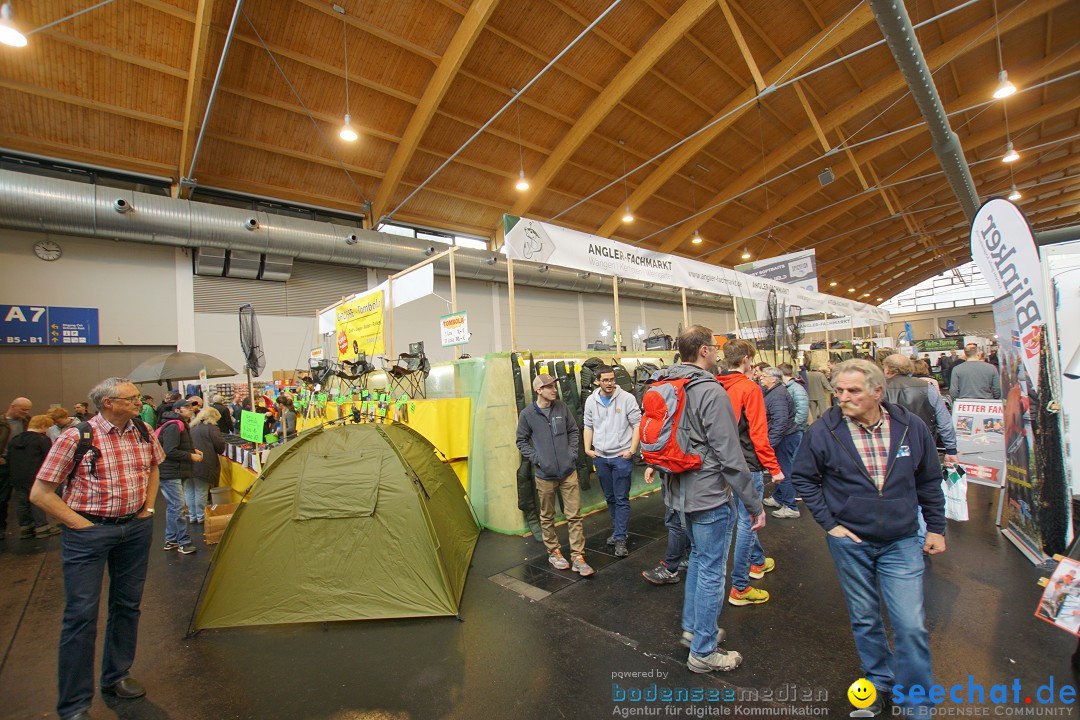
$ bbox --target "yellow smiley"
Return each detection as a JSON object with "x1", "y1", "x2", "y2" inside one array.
[{"x1": 847, "y1": 678, "x2": 877, "y2": 709}]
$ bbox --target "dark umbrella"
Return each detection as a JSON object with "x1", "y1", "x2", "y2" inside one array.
[{"x1": 128, "y1": 351, "x2": 238, "y2": 383}]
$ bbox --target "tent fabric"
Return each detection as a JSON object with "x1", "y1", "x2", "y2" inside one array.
[{"x1": 194, "y1": 423, "x2": 480, "y2": 630}]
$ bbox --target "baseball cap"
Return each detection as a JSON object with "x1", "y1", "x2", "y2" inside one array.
[
  {"x1": 532, "y1": 374, "x2": 557, "y2": 392},
  {"x1": 173, "y1": 399, "x2": 193, "y2": 410}
]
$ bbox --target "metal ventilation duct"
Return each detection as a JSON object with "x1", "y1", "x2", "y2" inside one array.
[
  {"x1": 868, "y1": 0, "x2": 979, "y2": 222},
  {"x1": 260, "y1": 254, "x2": 294, "y2": 282},
  {"x1": 194, "y1": 247, "x2": 226, "y2": 276},
  {"x1": 0, "y1": 169, "x2": 733, "y2": 310},
  {"x1": 226, "y1": 250, "x2": 261, "y2": 279}
]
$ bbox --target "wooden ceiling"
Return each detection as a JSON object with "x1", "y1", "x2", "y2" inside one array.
[{"x1": 0, "y1": 0, "x2": 1077, "y2": 303}]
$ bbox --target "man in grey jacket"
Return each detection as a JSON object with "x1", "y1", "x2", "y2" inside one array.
[
  {"x1": 644, "y1": 326, "x2": 765, "y2": 674},
  {"x1": 516, "y1": 372, "x2": 594, "y2": 577},
  {"x1": 949, "y1": 344, "x2": 1000, "y2": 400}
]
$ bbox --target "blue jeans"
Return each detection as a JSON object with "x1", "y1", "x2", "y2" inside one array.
[
  {"x1": 594, "y1": 456, "x2": 633, "y2": 541},
  {"x1": 159, "y1": 477, "x2": 191, "y2": 546},
  {"x1": 660, "y1": 484, "x2": 688, "y2": 569},
  {"x1": 681, "y1": 503, "x2": 736, "y2": 657},
  {"x1": 774, "y1": 432, "x2": 803, "y2": 510},
  {"x1": 731, "y1": 471, "x2": 766, "y2": 591},
  {"x1": 184, "y1": 477, "x2": 210, "y2": 522},
  {"x1": 57, "y1": 516, "x2": 153, "y2": 718},
  {"x1": 827, "y1": 534, "x2": 934, "y2": 717}
]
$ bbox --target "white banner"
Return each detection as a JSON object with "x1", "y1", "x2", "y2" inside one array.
[
  {"x1": 504, "y1": 216, "x2": 889, "y2": 323},
  {"x1": 970, "y1": 199, "x2": 1045, "y2": 389},
  {"x1": 952, "y1": 399, "x2": 1005, "y2": 488},
  {"x1": 735, "y1": 249, "x2": 818, "y2": 292}
]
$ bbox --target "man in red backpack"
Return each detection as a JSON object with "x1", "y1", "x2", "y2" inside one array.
[{"x1": 644, "y1": 326, "x2": 764, "y2": 674}]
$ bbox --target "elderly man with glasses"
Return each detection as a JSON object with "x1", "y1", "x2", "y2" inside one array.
[{"x1": 31, "y1": 378, "x2": 164, "y2": 720}]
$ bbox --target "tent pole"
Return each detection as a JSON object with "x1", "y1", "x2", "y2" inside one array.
[
  {"x1": 613, "y1": 275, "x2": 621, "y2": 362},
  {"x1": 449, "y1": 247, "x2": 460, "y2": 359},
  {"x1": 507, "y1": 258, "x2": 517, "y2": 352},
  {"x1": 681, "y1": 288, "x2": 688, "y2": 332}
]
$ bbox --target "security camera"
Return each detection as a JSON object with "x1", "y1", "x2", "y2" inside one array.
[
  {"x1": 245, "y1": 218, "x2": 259, "y2": 231},
  {"x1": 113, "y1": 198, "x2": 132, "y2": 214},
  {"x1": 485, "y1": 255, "x2": 498, "y2": 266},
  {"x1": 344, "y1": 233, "x2": 359, "y2": 245},
  {"x1": 423, "y1": 246, "x2": 436, "y2": 256}
]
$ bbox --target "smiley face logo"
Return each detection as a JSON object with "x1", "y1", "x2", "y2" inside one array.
[{"x1": 847, "y1": 678, "x2": 876, "y2": 709}]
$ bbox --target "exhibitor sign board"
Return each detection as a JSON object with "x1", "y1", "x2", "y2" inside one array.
[
  {"x1": 734, "y1": 249, "x2": 818, "y2": 292},
  {"x1": 1, "y1": 305, "x2": 99, "y2": 345},
  {"x1": 915, "y1": 338, "x2": 964, "y2": 353},
  {"x1": 952, "y1": 399, "x2": 1005, "y2": 487},
  {"x1": 503, "y1": 216, "x2": 889, "y2": 323},
  {"x1": 440, "y1": 311, "x2": 469, "y2": 347}
]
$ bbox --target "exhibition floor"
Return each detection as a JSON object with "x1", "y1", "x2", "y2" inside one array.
[{"x1": 1, "y1": 483, "x2": 1075, "y2": 719}]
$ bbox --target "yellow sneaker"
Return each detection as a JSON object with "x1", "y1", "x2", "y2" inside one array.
[{"x1": 728, "y1": 585, "x2": 770, "y2": 606}]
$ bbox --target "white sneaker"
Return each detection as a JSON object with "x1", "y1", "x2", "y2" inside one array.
[
  {"x1": 771, "y1": 506, "x2": 801, "y2": 518},
  {"x1": 687, "y1": 649, "x2": 743, "y2": 673},
  {"x1": 680, "y1": 628, "x2": 726, "y2": 648},
  {"x1": 762, "y1": 496, "x2": 782, "y2": 509}
]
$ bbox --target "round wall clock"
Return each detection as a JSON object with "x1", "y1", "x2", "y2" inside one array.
[{"x1": 33, "y1": 239, "x2": 62, "y2": 261}]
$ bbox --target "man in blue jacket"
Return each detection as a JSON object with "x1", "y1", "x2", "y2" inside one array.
[{"x1": 791, "y1": 359, "x2": 945, "y2": 718}]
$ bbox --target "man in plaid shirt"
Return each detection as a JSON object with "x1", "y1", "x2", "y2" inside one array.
[
  {"x1": 792, "y1": 359, "x2": 945, "y2": 719},
  {"x1": 31, "y1": 377, "x2": 164, "y2": 720}
]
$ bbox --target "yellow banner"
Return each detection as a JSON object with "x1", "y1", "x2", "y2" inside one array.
[{"x1": 335, "y1": 290, "x2": 384, "y2": 360}]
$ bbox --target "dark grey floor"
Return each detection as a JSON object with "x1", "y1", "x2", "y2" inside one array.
[{"x1": 1, "y1": 483, "x2": 1076, "y2": 720}]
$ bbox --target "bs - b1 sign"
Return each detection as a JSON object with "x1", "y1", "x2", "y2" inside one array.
[{"x1": 1, "y1": 305, "x2": 99, "y2": 345}]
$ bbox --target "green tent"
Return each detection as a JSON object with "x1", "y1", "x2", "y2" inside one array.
[{"x1": 194, "y1": 423, "x2": 480, "y2": 630}]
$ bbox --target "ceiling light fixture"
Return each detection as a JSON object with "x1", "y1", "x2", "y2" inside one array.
[
  {"x1": 829, "y1": 281, "x2": 838, "y2": 287},
  {"x1": 741, "y1": 248, "x2": 751, "y2": 260},
  {"x1": 336, "y1": 6, "x2": 358, "y2": 143},
  {"x1": 993, "y1": 70, "x2": 1016, "y2": 99},
  {"x1": 876, "y1": 297, "x2": 884, "y2": 302},
  {"x1": 1008, "y1": 184, "x2": 1021, "y2": 201},
  {"x1": 847, "y1": 288, "x2": 856, "y2": 293},
  {"x1": 689, "y1": 174, "x2": 702, "y2": 244},
  {"x1": 0, "y1": 2, "x2": 26, "y2": 47},
  {"x1": 1002, "y1": 141, "x2": 1019, "y2": 163},
  {"x1": 513, "y1": 91, "x2": 529, "y2": 191},
  {"x1": 990, "y1": 0, "x2": 1017, "y2": 99},
  {"x1": 620, "y1": 140, "x2": 633, "y2": 223}
]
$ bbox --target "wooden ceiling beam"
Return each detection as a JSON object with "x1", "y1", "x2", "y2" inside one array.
[
  {"x1": 596, "y1": 4, "x2": 874, "y2": 237},
  {"x1": 36, "y1": 29, "x2": 188, "y2": 79},
  {"x1": 716, "y1": 0, "x2": 765, "y2": 92},
  {"x1": 292, "y1": 0, "x2": 441, "y2": 65},
  {"x1": 509, "y1": 0, "x2": 717, "y2": 216},
  {"x1": 177, "y1": 0, "x2": 216, "y2": 193},
  {"x1": 801, "y1": 103, "x2": 1080, "y2": 258},
  {"x1": 371, "y1": 0, "x2": 499, "y2": 224},
  {"x1": 131, "y1": 0, "x2": 195, "y2": 23},
  {"x1": 193, "y1": 173, "x2": 371, "y2": 215},
  {"x1": 218, "y1": 85, "x2": 401, "y2": 144},
  {"x1": 223, "y1": 30, "x2": 421, "y2": 106},
  {"x1": 0, "y1": 80, "x2": 183, "y2": 129},
  {"x1": 653, "y1": 0, "x2": 1072, "y2": 254},
  {"x1": 0, "y1": 133, "x2": 176, "y2": 176},
  {"x1": 205, "y1": 131, "x2": 384, "y2": 180},
  {"x1": 793, "y1": 81, "x2": 830, "y2": 153}
]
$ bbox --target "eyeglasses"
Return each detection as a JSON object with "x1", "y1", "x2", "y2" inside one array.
[
  {"x1": 598, "y1": 377, "x2": 617, "y2": 383},
  {"x1": 108, "y1": 395, "x2": 141, "y2": 403}
]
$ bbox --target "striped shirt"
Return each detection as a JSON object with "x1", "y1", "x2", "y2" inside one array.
[
  {"x1": 36, "y1": 414, "x2": 165, "y2": 517},
  {"x1": 844, "y1": 407, "x2": 891, "y2": 492}
]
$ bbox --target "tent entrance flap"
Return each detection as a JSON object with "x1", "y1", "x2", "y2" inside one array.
[{"x1": 293, "y1": 450, "x2": 382, "y2": 519}]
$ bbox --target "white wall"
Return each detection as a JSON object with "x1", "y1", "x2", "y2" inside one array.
[
  {"x1": 194, "y1": 313, "x2": 317, "y2": 383},
  {"x1": 0, "y1": 229, "x2": 179, "y2": 345}
]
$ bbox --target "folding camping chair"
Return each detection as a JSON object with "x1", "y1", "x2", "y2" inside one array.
[{"x1": 384, "y1": 342, "x2": 430, "y2": 399}]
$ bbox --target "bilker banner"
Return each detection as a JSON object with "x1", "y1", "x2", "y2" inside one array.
[
  {"x1": 970, "y1": 198, "x2": 1046, "y2": 390},
  {"x1": 503, "y1": 216, "x2": 889, "y2": 324}
]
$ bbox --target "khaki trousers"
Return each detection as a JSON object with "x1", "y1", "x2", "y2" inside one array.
[{"x1": 535, "y1": 471, "x2": 585, "y2": 556}]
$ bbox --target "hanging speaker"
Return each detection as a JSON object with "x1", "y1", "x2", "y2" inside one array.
[{"x1": 818, "y1": 167, "x2": 835, "y2": 186}]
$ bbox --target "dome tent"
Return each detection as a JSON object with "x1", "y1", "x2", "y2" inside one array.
[{"x1": 194, "y1": 422, "x2": 480, "y2": 630}]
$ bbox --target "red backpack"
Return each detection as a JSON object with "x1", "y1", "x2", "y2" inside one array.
[{"x1": 640, "y1": 376, "x2": 711, "y2": 474}]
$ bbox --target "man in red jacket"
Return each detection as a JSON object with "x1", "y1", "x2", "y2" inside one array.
[{"x1": 716, "y1": 340, "x2": 783, "y2": 606}]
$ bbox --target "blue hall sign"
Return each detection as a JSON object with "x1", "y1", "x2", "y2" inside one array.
[{"x1": 0, "y1": 305, "x2": 99, "y2": 346}]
